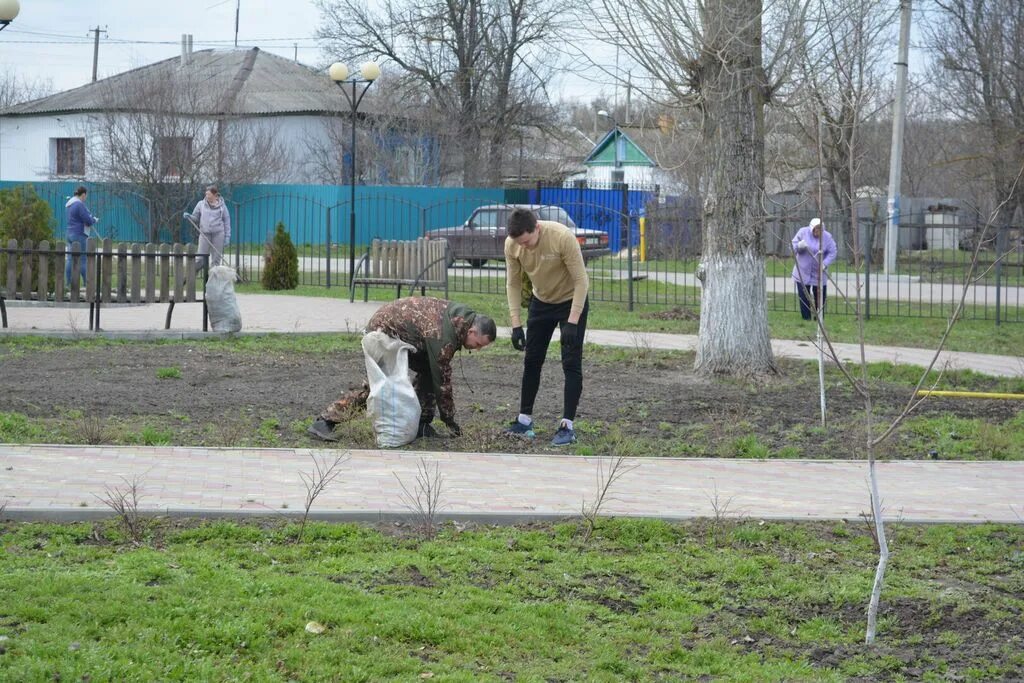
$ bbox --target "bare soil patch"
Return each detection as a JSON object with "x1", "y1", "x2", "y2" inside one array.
[{"x1": 0, "y1": 341, "x2": 1019, "y2": 457}]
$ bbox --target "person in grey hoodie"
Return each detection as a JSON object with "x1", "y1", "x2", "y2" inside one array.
[{"x1": 185, "y1": 185, "x2": 231, "y2": 269}]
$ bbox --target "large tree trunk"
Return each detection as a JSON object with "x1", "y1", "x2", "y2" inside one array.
[{"x1": 694, "y1": 0, "x2": 777, "y2": 377}]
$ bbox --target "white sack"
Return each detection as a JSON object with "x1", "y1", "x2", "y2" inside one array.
[
  {"x1": 362, "y1": 330, "x2": 421, "y2": 448},
  {"x1": 206, "y1": 265, "x2": 242, "y2": 333}
]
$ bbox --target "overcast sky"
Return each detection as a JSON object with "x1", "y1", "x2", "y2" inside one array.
[
  {"x1": 0, "y1": 0, "x2": 611, "y2": 102},
  {"x1": 1, "y1": 1, "x2": 929, "y2": 109}
]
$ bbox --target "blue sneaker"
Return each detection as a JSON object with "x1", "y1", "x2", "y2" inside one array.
[
  {"x1": 506, "y1": 419, "x2": 535, "y2": 439},
  {"x1": 551, "y1": 424, "x2": 577, "y2": 446}
]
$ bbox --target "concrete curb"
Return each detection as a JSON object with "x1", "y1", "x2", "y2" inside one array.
[{"x1": 1, "y1": 507, "x2": 1000, "y2": 526}]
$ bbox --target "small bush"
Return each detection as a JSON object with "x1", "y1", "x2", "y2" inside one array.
[
  {"x1": 0, "y1": 185, "x2": 57, "y2": 297},
  {"x1": 0, "y1": 184, "x2": 55, "y2": 244},
  {"x1": 261, "y1": 222, "x2": 299, "y2": 290}
]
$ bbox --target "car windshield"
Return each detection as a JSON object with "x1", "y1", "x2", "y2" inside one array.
[{"x1": 471, "y1": 209, "x2": 505, "y2": 228}]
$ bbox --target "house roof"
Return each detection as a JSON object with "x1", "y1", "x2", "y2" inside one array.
[
  {"x1": 583, "y1": 129, "x2": 655, "y2": 167},
  {"x1": 2, "y1": 48, "x2": 377, "y2": 118}
]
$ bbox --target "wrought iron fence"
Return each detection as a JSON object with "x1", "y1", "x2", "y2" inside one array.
[{"x1": 3, "y1": 180, "x2": 1021, "y2": 323}]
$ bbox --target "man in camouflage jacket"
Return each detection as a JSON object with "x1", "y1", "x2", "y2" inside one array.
[{"x1": 308, "y1": 297, "x2": 497, "y2": 441}]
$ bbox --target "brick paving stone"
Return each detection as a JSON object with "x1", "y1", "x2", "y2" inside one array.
[{"x1": 1, "y1": 444, "x2": 1021, "y2": 523}]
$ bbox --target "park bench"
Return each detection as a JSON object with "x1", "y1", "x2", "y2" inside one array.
[
  {"x1": 349, "y1": 237, "x2": 449, "y2": 302},
  {"x1": 0, "y1": 238, "x2": 209, "y2": 332}
]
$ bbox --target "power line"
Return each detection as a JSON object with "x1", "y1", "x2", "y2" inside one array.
[{"x1": 1, "y1": 38, "x2": 321, "y2": 47}]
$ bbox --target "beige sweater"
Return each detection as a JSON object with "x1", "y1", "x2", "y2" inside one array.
[{"x1": 504, "y1": 221, "x2": 589, "y2": 327}]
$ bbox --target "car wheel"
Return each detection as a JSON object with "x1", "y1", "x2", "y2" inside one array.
[{"x1": 468, "y1": 259, "x2": 488, "y2": 268}]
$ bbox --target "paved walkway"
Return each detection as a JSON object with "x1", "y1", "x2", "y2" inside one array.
[
  {"x1": 3, "y1": 293, "x2": 1021, "y2": 377},
  {"x1": 2, "y1": 294, "x2": 1021, "y2": 524},
  {"x1": 2, "y1": 445, "x2": 1021, "y2": 523}
]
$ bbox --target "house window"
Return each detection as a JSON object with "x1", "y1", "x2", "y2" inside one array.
[
  {"x1": 156, "y1": 137, "x2": 193, "y2": 178},
  {"x1": 54, "y1": 138, "x2": 85, "y2": 176}
]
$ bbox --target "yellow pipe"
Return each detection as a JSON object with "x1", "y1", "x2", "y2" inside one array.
[
  {"x1": 916, "y1": 390, "x2": 1024, "y2": 400},
  {"x1": 639, "y1": 217, "x2": 646, "y2": 262}
]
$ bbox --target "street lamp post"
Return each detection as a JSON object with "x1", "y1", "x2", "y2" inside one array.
[
  {"x1": 330, "y1": 60, "x2": 380, "y2": 286},
  {"x1": 0, "y1": 0, "x2": 20, "y2": 31}
]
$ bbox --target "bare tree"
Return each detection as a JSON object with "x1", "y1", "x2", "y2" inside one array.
[
  {"x1": 583, "y1": 0, "x2": 809, "y2": 377},
  {"x1": 87, "y1": 52, "x2": 291, "y2": 241},
  {"x1": 789, "y1": 0, "x2": 897, "y2": 219},
  {"x1": 577, "y1": 455, "x2": 638, "y2": 547},
  {"x1": 923, "y1": 0, "x2": 1024, "y2": 223},
  {"x1": 296, "y1": 451, "x2": 349, "y2": 543},
  {"x1": 394, "y1": 458, "x2": 446, "y2": 540},
  {"x1": 316, "y1": 0, "x2": 567, "y2": 186},
  {"x1": 96, "y1": 475, "x2": 147, "y2": 546},
  {"x1": 302, "y1": 76, "x2": 447, "y2": 185},
  {"x1": 0, "y1": 72, "x2": 52, "y2": 110}
]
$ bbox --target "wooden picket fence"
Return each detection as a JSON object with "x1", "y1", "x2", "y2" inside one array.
[{"x1": 1, "y1": 238, "x2": 208, "y2": 331}]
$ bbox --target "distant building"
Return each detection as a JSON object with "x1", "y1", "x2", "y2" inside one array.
[
  {"x1": 566, "y1": 126, "x2": 686, "y2": 194},
  {"x1": 0, "y1": 44, "x2": 435, "y2": 185}
]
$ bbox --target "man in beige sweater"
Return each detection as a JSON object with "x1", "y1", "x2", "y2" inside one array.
[{"x1": 504, "y1": 207, "x2": 590, "y2": 446}]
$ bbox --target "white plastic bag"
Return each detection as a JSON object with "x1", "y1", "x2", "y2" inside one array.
[
  {"x1": 362, "y1": 331, "x2": 421, "y2": 448},
  {"x1": 206, "y1": 265, "x2": 242, "y2": 333}
]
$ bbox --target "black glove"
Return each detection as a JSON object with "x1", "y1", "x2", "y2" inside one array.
[
  {"x1": 511, "y1": 326, "x2": 526, "y2": 351},
  {"x1": 443, "y1": 419, "x2": 462, "y2": 437},
  {"x1": 561, "y1": 322, "x2": 579, "y2": 346}
]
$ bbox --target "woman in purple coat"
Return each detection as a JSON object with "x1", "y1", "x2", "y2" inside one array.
[{"x1": 791, "y1": 218, "x2": 837, "y2": 320}]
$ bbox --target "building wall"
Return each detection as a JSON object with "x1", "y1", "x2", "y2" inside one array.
[
  {"x1": 0, "y1": 113, "x2": 98, "y2": 181},
  {"x1": 574, "y1": 165, "x2": 686, "y2": 195},
  {"x1": 0, "y1": 112, "x2": 433, "y2": 186}
]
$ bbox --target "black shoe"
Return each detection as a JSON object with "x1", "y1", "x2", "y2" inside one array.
[
  {"x1": 417, "y1": 422, "x2": 439, "y2": 438},
  {"x1": 307, "y1": 418, "x2": 340, "y2": 442}
]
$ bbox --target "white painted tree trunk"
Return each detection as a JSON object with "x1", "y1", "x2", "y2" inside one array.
[
  {"x1": 865, "y1": 456, "x2": 890, "y2": 644},
  {"x1": 693, "y1": 0, "x2": 776, "y2": 377},
  {"x1": 695, "y1": 253, "x2": 775, "y2": 375}
]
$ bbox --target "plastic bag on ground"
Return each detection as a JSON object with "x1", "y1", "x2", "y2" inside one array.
[
  {"x1": 362, "y1": 330, "x2": 421, "y2": 448},
  {"x1": 206, "y1": 265, "x2": 242, "y2": 333}
]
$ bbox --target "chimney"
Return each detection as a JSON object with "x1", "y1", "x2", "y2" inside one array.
[{"x1": 181, "y1": 34, "x2": 188, "y2": 66}]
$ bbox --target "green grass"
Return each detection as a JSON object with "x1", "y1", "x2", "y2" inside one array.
[
  {"x1": 155, "y1": 367, "x2": 181, "y2": 380},
  {"x1": 0, "y1": 518, "x2": 1020, "y2": 682},
  {"x1": 901, "y1": 412, "x2": 1024, "y2": 460},
  {"x1": 233, "y1": 280, "x2": 1024, "y2": 355}
]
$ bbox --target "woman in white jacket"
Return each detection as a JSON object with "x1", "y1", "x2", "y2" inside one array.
[{"x1": 186, "y1": 185, "x2": 231, "y2": 268}]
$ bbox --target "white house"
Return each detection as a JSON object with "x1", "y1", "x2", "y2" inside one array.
[{"x1": 0, "y1": 43, "x2": 430, "y2": 185}]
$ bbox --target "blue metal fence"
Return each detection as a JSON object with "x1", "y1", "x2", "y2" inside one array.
[
  {"x1": 530, "y1": 183, "x2": 655, "y2": 252},
  {"x1": 1, "y1": 179, "x2": 1019, "y2": 323}
]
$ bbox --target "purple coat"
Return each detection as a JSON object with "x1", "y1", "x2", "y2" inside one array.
[{"x1": 791, "y1": 225, "x2": 837, "y2": 286}]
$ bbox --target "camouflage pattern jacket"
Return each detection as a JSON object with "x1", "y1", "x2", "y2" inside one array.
[{"x1": 366, "y1": 297, "x2": 478, "y2": 422}]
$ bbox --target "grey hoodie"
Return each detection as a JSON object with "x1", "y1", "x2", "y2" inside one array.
[{"x1": 190, "y1": 198, "x2": 232, "y2": 244}]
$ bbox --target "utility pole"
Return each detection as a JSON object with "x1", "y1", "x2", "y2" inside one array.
[
  {"x1": 884, "y1": 0, "x2": 912, "y2": 275},
  {"x1": 234, "y1": 0, "x2": 240, "y2": 48},
  {"x1": 293, "y1": 43, "x2": 298, "y2": 62},
  {"x1": 90, "y1": 26, "x2": 108, "y2": 83}
]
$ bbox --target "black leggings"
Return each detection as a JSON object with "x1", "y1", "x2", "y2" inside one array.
[{"x1": 519, "y1": 297, "x2": 589, "y2": 421}]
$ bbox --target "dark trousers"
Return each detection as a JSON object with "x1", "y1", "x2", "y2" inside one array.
[
  {"x1": 519, "y1": 297, "x2": 589, "y2": 421},
  {"x1": 796, "y1": 283, "x2": 827, "y2": 320}
]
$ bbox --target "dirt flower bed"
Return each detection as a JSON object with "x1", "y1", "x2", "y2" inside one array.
[{"x1": 1, "y1": 337, "x2": 1020, "y2": 459}]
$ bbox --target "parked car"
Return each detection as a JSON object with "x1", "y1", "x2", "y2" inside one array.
[{"x1": 426, "y1": 204, "x2": 611, "y2": 268}]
